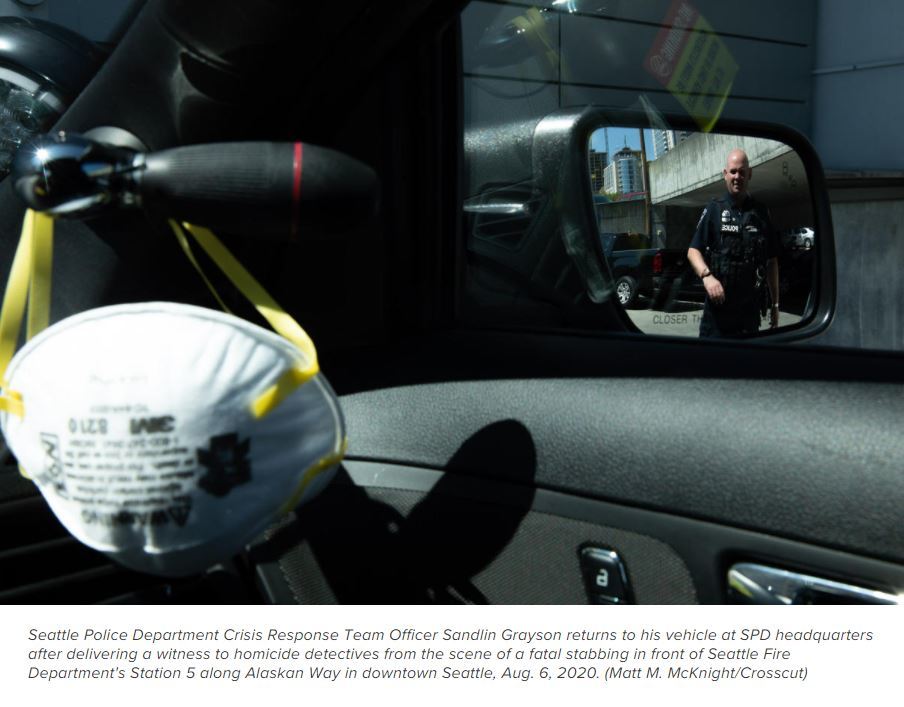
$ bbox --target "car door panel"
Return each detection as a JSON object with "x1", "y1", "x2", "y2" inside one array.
[
  {"x1": 247, "y1": 330, "x2": 904, "y2": 604},
  {"x1": 252, "y1": 460, "x2": 904, "y2": 604}
]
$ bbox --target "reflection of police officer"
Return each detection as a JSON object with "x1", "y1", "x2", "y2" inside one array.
[{"x1": 688, "y1": 149, "x2": 780, "y2": 337}]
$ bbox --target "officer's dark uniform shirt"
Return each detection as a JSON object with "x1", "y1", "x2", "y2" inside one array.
[{"x1": 690, "y1": 192, "x2": 779, "y2": 336}]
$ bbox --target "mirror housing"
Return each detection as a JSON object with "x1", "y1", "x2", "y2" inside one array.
[{"x1": 464, "y1": 107, "x2": 835, "y2": 342}]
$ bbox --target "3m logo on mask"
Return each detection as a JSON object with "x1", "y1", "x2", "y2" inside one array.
[
  {"x1": 130, "y1": 415, "x2": 175, "y2": 434},
  {"x1": 197, "y1": 433, "x2": 252, "y2": 497}
]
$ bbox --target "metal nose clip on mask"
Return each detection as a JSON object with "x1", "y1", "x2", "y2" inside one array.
[{"x1": 0, "y1": 137, "x2": 357, "y2": 575}]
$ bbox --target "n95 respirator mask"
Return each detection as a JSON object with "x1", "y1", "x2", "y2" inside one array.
[{"x1": 0, "y1": 213, "x2": 346, "y2": 576}]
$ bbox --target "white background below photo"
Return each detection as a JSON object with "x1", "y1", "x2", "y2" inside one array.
[{"x1": 1, "y1": 604, "x2": 900, "y2": 705}]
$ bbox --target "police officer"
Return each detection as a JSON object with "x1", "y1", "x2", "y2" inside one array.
[{"x1": 687, "y1": 149, "x2": 780, "y2": 337}]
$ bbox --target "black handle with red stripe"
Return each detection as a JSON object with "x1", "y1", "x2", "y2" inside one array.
[
  {"x1": 139, "y1": 142, "x2": 378, "y2": 238},
  {"x1": 11, "y1": 133, "x2": 379, "y2": 239}
]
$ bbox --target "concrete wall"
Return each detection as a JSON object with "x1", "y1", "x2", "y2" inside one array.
[
  {"x1": 811, "y1": 0, "x2": 904, "y2": 173},
  {"x1": 814, "y1": 200, "x2": 904, "y2": 349},
  {"x1": 597, "y1": 200, "x2": 646, "y2": 235},
  {"x1": 806, "y1": 1, "x2": 904, "y2": 351},
  {"x1": 596, "y1": 201, "x2": 698, "y2": 251},
  {"x1": 649, "y1": 133, "x2": 788, "y2": 204}
]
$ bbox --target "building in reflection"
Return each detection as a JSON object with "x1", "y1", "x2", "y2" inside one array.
[
  {"x1": 604, "y1": 146, "x2": 643, "y2": 196},
  {"x1": 588, "y1": 148, "x2": 607, "y2": 193},
  {"x1": 651, "y1": 130, "x2": 692, "y2": 159}
]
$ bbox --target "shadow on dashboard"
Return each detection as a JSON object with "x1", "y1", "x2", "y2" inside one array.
[{"x1": 252, "y1": 420, "x2": 538, "y2": 604}]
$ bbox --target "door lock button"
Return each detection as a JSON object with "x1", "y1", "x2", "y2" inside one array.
[{"x1": 580, "y1": 547, "x2": 632, "y2": 604}]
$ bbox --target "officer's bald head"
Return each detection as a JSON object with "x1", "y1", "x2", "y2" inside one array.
[{"x1": 723, "y1": 149, "x2": 752, "y2": 200}]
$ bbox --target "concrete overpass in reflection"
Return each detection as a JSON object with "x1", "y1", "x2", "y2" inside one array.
[
  {"x1": 596, "y1": 132, "x2": 816, "y2": 249},
  {"x1": 648, "y1": 132, "x2": 814, "y2": 233}
]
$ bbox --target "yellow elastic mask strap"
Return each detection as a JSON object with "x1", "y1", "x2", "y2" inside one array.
[
  {"x1": 0, "y1": 210, "x2": 54, "y2": 418},
  {"x1": 175, "y1": 222, "x2": 320, "y2": 419},
  {"x1": 250, "y1": 365, "x2": 315, "y2": 419},
  {"x1": 26, "y1": 210, "x2": 53, "y2": 340},
  {"x1": 169, "y1": 220, "x2": 233, "y2": 314},
  {"x1": 0, "y1": 211, "x2": 36, "y2": 377},
  {"x1": 0, "y1": 390, "x2": 24, "y2": 418}
]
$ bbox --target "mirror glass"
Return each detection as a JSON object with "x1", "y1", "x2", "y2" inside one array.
[{"x1": 589, "y1": 128, "x2": 814, "y2": 337}]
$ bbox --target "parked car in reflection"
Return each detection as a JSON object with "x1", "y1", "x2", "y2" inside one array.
[
  {"x1": 783, "y1": 226, "x2": 815, "y2": 250},
  {"x1": 601, "y1": 233, "x2": 709, "y2": 311},
  {"x1": 651, "y1": 248, "x2": 705, "y2": 310},
  {"x1": 600, "y1": 232, "x2": 656, "y2": 308}
]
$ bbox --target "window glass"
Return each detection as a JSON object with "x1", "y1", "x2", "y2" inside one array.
[{"x1": 460, "y1": 1, "x2": 904, "y2": 350}]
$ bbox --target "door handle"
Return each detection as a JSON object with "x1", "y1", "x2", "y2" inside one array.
[{"x1": 728, "y1": 562, "x2": 899, "y2": 604}]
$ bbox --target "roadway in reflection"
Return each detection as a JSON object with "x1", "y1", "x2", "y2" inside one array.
[{"x1": 626, "y1": 303, "x2": 802, "y2": 337}]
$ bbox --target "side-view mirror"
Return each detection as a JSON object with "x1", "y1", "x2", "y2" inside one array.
[{"x1": 463, "y1": 107, "x2": 835, "y2": 342}]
